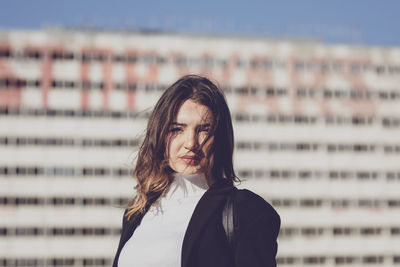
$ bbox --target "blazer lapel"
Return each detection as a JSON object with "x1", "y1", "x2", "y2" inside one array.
[
  {"x1": 113, "y1": 209, "x2": 148, "y2": 267},
  {"x1": 181, "y1": 180, "x2": 234, "y2": 267},
  {"x1": 120, "y1": 215, "x2": 139, "y2": 246}
]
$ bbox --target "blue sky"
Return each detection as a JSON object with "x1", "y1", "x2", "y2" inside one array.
[{"x1": 1, "y1": 0, "x2": 400, "y2": 47}]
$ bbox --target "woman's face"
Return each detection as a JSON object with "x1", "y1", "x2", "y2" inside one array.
[{"x1": 167, "y1": 99, "x2": 214, "y2": 175}]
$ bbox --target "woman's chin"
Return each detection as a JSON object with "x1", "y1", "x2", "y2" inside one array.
[{"x1": 175, "y1": 165, "x2": 201, "y2": 175}]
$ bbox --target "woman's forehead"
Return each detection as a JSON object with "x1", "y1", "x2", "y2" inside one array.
[{"x1": 174, "y1": 99, "x2": 213, "y2": 124}]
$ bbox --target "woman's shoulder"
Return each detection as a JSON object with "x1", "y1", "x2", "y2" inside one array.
[{"x1": 234, "y1": 188, "x2": 280, "y2": 222}]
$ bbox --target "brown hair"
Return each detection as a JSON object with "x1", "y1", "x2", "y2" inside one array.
[{"x1": 125, "y1": 75, "x2": 238, "y2": 220}]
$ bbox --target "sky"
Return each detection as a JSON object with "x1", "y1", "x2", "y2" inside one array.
[{"x1": 1, "y1": 0, "x2": 400, "y2": 47}]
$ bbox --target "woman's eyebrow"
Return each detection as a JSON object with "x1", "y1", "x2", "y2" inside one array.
[
  {"x1": 170, "y1": 122, "x2": 186, "y2": 126},
  {"x1": 170, "y1": 122, "x2": 211, "y2": 127}
]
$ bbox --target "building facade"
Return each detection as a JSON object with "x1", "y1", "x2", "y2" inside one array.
[{"x1": 1, "y1": 28, "x2": 400, "y2": 266}]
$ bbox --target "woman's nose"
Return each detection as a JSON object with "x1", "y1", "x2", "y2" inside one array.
[{"x1": 184, "y1": 130, "x2": 198, "y2": 150}]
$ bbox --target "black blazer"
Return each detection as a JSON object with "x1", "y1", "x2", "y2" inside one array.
[{"x1": 113, "y1": 180, "x2": 280, "y2": 267}]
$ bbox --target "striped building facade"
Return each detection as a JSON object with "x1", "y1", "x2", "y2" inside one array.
[{"x1": 1, "y1": 28, "x2": 400, "y2": 266}]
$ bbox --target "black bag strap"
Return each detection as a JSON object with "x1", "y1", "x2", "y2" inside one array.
[{"x1": 222, "y1": 188, "x2": 237, "y2": 250}]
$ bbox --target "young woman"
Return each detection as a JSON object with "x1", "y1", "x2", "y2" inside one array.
[{"x1": 113, "y1": 75, "x2": 280, "y2": 267}]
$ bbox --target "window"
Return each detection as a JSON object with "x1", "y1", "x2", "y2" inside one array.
[
  {"x1": 303, "y1": 256, "x2": 325, "y2": 265},
  {"x1": 25, "y1": 50, "x2": 43, "y2": 59},
  {"x1": 335, "y1": 256, "x2": 357, "y2": 265},
  {"x1": 363, "y1": 255, "x2": 383, "y2": 264},
  {"x1": 0, "y1": 47, "x2": 11, "y2": 58}
]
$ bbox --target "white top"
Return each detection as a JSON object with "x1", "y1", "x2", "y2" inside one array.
[{"x1": 118, "y1": 173, "x2": 209, "y2": 267}]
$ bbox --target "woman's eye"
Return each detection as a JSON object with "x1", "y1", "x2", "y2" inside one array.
[
  {"x1": 199, "y1": 127, "x2": 210, "y2": 133},
  {"x1": 170, "y1": 127, "x2": 182, "y2": 132}
]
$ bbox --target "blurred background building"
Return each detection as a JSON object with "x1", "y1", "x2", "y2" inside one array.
[{"x1": 0, "y1": 26, "x2": 400, "y2": 267}]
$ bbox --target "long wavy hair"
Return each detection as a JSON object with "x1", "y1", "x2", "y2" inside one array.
[{"x1": 125, "y1": 75, "x2": 238, "y2": 220}]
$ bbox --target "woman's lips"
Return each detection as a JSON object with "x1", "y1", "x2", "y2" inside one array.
[{"x1": 180, "y1": 155, "x2": 200, "y2": 164}]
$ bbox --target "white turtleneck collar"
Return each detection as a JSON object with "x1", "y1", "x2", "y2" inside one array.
[
  {"x1": 118, "y1": 172, "x2": 210, "y2": 267},
  {"x1": 164, "y1": 172, "x2": 209, "y2": 199}
]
